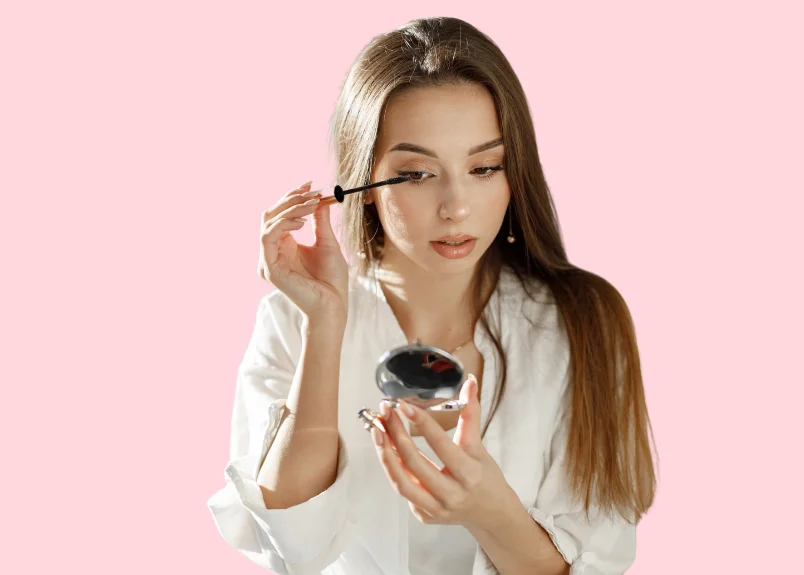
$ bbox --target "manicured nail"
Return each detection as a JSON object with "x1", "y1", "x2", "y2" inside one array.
[
  {"x1": 371, "y1": 427, "x2": 384, "y2": 446},
  {"x1": 291, "y1": 218, "x2": 307, "y2": 223},
  {"x1": 399, "y1": 401, "x2": 416, "y2": 419},
  {"x1": 302, "y1": 198, "x2": 320, "y2": 206},
  {"x1": 301, "y1": 190, "x2": 320, "y2": 198},
  {"x1": 467, "y1": 373, "x2": 476, "y2": 388},
  {"x1": 297, "y1": 180, "x2": 313, "y2": 189}
]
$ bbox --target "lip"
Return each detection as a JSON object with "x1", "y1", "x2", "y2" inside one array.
[
  {"x1": 430, "y1": 238, "x2": 477, "y2": 259},
  {"x1": 434, "y1": 234, "x2": 477, "y2": 242}
]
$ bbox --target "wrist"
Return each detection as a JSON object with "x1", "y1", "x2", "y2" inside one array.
[
  {"x1": 472, "y1": 484, "x2": 524, "y2": 535},
  {"x1": 302, "y1": 314, "x2": 347, "y2": 339}
]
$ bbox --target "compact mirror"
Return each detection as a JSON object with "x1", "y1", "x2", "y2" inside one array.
[{"x1": 374, "y1": 341, "x2": 467, "y2": 412}]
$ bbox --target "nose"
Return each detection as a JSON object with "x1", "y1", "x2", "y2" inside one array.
[{"x1": 437, "y1": 184, "x2": 471, "y2": 223}]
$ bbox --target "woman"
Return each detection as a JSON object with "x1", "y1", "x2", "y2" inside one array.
[{"x1": 208, "y1": 17, "x2": 656, "y2": 575}]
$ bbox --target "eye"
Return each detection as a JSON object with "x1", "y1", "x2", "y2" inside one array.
[
  {"x1": 395, "y1": 165, "x2": 504, "y2": 185},
  {"x1": 396, "y1": 170, "x2": 432, "y2": 186},
  {"x1": 472, "y1": 165, "x2": 504, "y2": 179}
]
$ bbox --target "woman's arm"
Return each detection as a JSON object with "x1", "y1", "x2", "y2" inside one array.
[
  {"x1": 468, "y1": 497, "x2": 569, "y2": 575},
  {"x1": 257, "y1": 315, "x2": 346, "y2": 509}
]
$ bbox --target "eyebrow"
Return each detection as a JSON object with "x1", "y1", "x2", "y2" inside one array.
[{"x1": 388, "y1": 137, "x2": 504, "y2": 159}]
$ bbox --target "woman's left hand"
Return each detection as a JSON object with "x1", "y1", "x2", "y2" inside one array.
[{"x1": 370, "y1": 374, "x2": 520, "y2": 531}]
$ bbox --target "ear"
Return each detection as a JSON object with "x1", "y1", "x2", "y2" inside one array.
[{"x1": 364, "y1": 190, "x2": 375, "y2": 205}]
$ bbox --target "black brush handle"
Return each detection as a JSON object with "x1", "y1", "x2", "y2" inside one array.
[{"x1": 333, "y1": 176, "x2": 411, "y2": 203}]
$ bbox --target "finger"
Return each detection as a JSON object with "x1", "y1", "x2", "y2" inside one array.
[
  {"x1": 395, "y1": 398, "x2": 481, "y2": 488},
  {"x1": 377, "y1": 405, "x2": 439, "y2": 468},
  {"x1": 261, "y1": 217, "x2": 306, "y2": 267},
  {"x1": 287, "y1": 180, "x2": 313, "y2": 197},
  {"x1": 262, "y1": 181, "x2": 317, "y2": 224},
  {"x1": 263, "y1": 194, "x2": 320, "y2": 225},
  {"x1": 283, "y1": 180, "x2": 313, "y2": 199},
  {"x1": 311, "y1": 200, "x2": 337, "y2": 243},
  {"x1": 373, "y1": 427, "x2": 445, "y2": 519},
  {"x1": 409, "y1": 502, "x2": 438, "y2": 525},
  {"x1": 381, "y1": 403, "x2": 460, "y2": 502},
  {"x1": 452, "y1": 374, "x2": 483, "y2": 455},
  {"x1": 271, "y1": 197, "x2": 322, "y2": 222}
]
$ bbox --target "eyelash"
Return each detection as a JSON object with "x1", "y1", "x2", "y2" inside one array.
[{"x1": 396, "y1": 165, "x2": 505, "y2": 186}]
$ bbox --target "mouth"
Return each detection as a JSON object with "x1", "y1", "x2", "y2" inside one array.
[
  {"x1": 430, "y1": 235, "x2": 478, "y2": 259},
  {"x1": 433, "y1": 234, "x2": 476, "y2": 246}
]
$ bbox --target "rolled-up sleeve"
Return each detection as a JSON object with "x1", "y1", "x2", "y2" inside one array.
[
  {"x1": 206, "y1": 293, "x2": 354, "y2": 574},
  {"x1": 526, "y1": 413, "x2": 636, "y2": 575},
  {"x1": 475, "y1": 408, "x2": 637, "y2": 575},
  {"x1": 525, "y1": 505, "x2": 635, "y2": 575}
]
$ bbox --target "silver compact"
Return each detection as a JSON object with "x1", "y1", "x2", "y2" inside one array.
[{"x1": 358, "y1": 341, "x2": 467, "y2": 431}]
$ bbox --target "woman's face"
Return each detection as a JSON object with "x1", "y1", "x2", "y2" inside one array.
[{"x1": 369, "y1": 83, "x2": 510, "y2": 274}]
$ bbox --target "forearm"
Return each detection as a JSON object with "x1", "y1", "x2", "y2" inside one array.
[
  {"x1": 258, "y1": 316, "x2": 346, "y2": 509},
  {"x1": 469, "y1": 495, "x2": 569, "y2": 575}
]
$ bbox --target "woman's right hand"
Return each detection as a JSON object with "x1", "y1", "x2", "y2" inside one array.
[{"x1": 259, "y1": 181, "x2": 349, "y2": 325}]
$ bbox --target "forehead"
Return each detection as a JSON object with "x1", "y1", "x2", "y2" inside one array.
[{"x1": 375, "y1": 84, "x2": 501, "y2": 155}]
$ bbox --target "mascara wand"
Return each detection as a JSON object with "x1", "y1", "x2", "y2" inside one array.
[{"x1": 309, "y1": 176, "x2": 411, "y2": 206}]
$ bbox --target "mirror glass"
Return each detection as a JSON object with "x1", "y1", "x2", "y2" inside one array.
[{"x1": 375, "y1": 342, "x2": 467, "y2": 411}]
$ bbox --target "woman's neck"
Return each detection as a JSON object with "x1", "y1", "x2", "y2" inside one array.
[{"x1": 375, "y1": 251, "x2": 479, "y2": 348}]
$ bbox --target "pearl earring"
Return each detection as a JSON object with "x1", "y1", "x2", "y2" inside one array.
[{"x1": 506, "y1": 204, "x2": 516, "y2": 244}]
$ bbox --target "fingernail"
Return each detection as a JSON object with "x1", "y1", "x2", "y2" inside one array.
[
  {"x1": 399, "y1": 401, "x2": 416, "y2": 419},
  {"x1": 371, "y1": 427, "x2": 384, "y2": 446},
  {"x1": 380, "y1": 401, "x2": 390, "y2": 418},
  {"x1": 291, "y1": 218, "x2": 307, "y2": 223},
  {"x1": 297, "y1": 180, "x2": 313, "y2": 188},
  {"x1": 302, "y1": 198, "x2": 320, "y2": 206},
  {"x1": 301, "y1": 190, "x2": 320, "y2": 198}
]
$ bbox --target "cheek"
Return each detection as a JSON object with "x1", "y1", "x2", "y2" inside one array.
[
  {"x1": 379, "y1": 194, "x2": 428, "y2": 243},
  {"x1": 493, "y1": 186, "x2": 512, "y2": 218},
  {"x1": 474, "y1": 185, "x2": 510, "y2": 231}
]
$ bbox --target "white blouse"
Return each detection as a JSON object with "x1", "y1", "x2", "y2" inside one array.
[{"x1": 207, "y1": 264, "x2": 637, "y2": 574}]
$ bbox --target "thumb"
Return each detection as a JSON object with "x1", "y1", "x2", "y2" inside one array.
[
  {"x1": 453, "y1": 374, "x2": 482, "y2": 452},
  {"x1": 311, "y1": 201, "x2": 337, "y2": 243}
]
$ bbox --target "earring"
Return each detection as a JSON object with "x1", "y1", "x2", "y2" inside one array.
[
  {"x1": 359, "y1": 213, "x2": 380, "y2": 259},
  {"x1": 506, "y1": 204, "x2": 516, "y2": 243}
]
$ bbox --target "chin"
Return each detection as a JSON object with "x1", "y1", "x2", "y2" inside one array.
[{"x1": 431, "y1": 257, "x2": 478, "y2": 273}]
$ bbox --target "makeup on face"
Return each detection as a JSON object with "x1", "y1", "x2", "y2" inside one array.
[
  {"x1": 386, "y1": 137, "x2": 505, "y2": 186},
  {"x1": 394, "y1": 164, "x2": 505, "y2": 187},
  {"x1": 430, "y1": 236, "x2": 478, "y2": 259},
  {"x1": 377, "y1": 144, "x2": 504, "y2": 260}
]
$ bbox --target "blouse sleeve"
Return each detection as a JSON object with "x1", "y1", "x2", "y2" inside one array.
[
  {"x1": 206, "y1": 292, "x2": 355, "y2": 575},
  {"x1": 474, "y1": 408, "x2": 635, "y2": 575},
  {"x1": 527, "y1": 410, "x2": 636, "y2": 575}
]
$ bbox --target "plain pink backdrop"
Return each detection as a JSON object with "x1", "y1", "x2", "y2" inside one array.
[{"x1": 2, "y1": 1, "x2": 802, "y2": 573}]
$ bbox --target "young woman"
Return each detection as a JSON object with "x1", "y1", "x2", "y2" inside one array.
[{"x1": 208, "y1": 17, "x2": 656, "y2": 575}]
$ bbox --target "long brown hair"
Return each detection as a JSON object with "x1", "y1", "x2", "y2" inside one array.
[{"x1": 328, "y1": 17, "x2": 656, "y2": 522}]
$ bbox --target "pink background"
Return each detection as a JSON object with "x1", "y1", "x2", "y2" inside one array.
[{"x1": 2, "y1": 1, "x2": 802, "y2": 573}]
